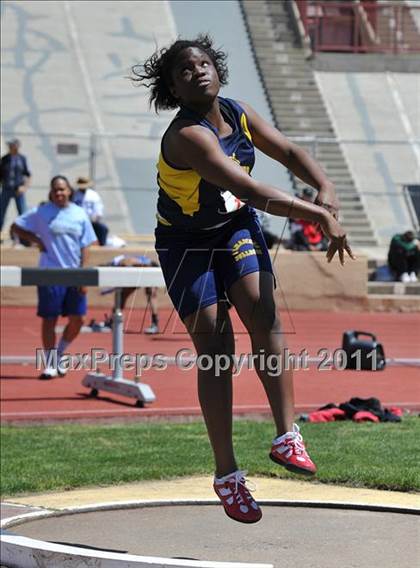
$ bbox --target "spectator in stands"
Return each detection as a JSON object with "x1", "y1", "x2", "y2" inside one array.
[
  {"x1": 388, "y1": 230, "x2": 419, "y2": 283},
  {"x1": 0, "y1": 138, "x2": 31, "y2": 231},
  {"x1": 289, "y1": 188, "x2": 328, "y2": 251},
  {"x1": 11, "y1": 175, "x2": 97, "y2": 379},
  {"x1": 74, "y1": 176, "x2": 109, "y2": 246}
]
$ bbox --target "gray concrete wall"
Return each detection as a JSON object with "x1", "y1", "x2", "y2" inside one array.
[{"x1": 316, "y1": 71, "x2": 420, "y2": 244}]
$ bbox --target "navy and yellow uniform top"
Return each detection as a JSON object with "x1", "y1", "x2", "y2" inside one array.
[
  {"x1": 154, "y1": 97, "x2": 274, "y2": 320},
  {"x1": 156, "y1": 97, "x2": 255, "y2": 231}
]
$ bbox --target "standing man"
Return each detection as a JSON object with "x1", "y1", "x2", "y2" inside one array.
[
  {"x1": 74, "y1": 176, "x2": 109, "y2": 246},
  {"x1": 0, "y1": 138, "x2": 31, "y2": 230}
]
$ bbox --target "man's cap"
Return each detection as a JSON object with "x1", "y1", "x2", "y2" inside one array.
[
  {"x1": 7, "y1": 138, "x2": 20, "y2": 146},
  {"x1": 76, "y1": 176, "x2": 92, "y2": 188}
]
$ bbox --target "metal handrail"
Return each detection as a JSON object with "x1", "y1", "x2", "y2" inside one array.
[{"x1": 295, "y1": 0, "x2": 420, "y2": 54}]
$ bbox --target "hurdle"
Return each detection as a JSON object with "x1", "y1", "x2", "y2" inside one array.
[{"x1": 1, "y1": 266, "x2": 165, "y2": 406}]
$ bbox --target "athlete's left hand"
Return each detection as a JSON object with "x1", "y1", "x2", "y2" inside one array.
[
  {"x1": 78, "y1": 286, "x2": 87, "y2": 295},
  {"x1": 320, "y1": 212, "x2": 355, "y2": 265},
  {"x1": 316, "y1": 183, "x2": 340, "y2": 219}
]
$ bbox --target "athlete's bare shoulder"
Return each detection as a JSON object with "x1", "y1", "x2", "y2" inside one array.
[{"x1": 164, "y1": 118, "x2": 216, "y2": 169}]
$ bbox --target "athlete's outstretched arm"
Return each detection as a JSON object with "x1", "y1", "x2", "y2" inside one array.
[
  {"x1": 238, "y1": 101, "x2": 339, "y2": 216},
  {"x1": 174, "y1": 125, "x2": 353, "y2": 264}
]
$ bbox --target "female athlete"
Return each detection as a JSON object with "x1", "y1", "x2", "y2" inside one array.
[{"x1": 132, "y1": 35, "x2": 354, "y2": 524}]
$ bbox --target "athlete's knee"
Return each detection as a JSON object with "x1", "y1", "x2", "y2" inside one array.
[
  {"x1": 69, "y1": 315, "x2": 84, "y2": 329},
  {"x1": 194, "y1": 330, "x2": 235, "y2": 357},
  {"x1": 244, "y1": 302, "x2": 280, "y2": 335}
]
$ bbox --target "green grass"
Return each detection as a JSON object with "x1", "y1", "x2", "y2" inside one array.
[{"x1": 1, "y1": 419, "x2": 419, "y2": 497}]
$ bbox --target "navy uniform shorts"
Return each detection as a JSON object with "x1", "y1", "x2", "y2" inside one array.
[
  {"x1": 37, "y1": 286, "x2": 87, "y2": 318},
  {"x1": 155, "y1": 207, "x2": 274, "y2": 320}
]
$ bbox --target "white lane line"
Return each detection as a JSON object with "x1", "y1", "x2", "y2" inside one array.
[
  {"x1": 2, "y1": 355, "x2": 420, "y2": 366},
  {"x1": 0, "y1": 406, "x2": 258, "y2": 417},
  {"x1": 2, "y1": 402, "x2": 419, "y2": 418}
]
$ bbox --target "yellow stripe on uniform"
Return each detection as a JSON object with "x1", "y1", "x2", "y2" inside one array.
[
  {"x1": 240, "y1": 113, "x2": 252, "y2": 142},
  {"x1": 157, "y1": 153, "x2": 201, "y2": 216}
]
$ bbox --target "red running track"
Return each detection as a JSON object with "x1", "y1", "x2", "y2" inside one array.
[{"x1": 1, "y1": 306, "x2": 419, "y2": 422}]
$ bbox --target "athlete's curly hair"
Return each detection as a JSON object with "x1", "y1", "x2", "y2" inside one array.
[{"x1": 131, "y1": 34, "x2": 229, "y2": 113}]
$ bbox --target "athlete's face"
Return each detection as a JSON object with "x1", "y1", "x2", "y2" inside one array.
[{"x1": 170, "y1": 47, "x2": 220, "y2": 106}]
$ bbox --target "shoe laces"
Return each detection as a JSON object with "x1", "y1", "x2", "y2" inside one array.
[
  {"x1": 225, "y1": 470, "x2": 255, "y2": 504},
  {"x1": 287, "y1": 433, "x2": 306, "y2": 456},
  {"x1": 275, "y1": 424, "x2": 307, "y2": 456}
]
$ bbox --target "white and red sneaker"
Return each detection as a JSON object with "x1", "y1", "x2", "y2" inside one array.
[
  {"x1": 269, "y1": 423, "x2": 317, "y2": 476},
  {"x1": 38, "y1": 367, "x2": 59, "y2": 380},
  {"x1": 213, "y1": 470, "x2": 262, "y2": 524}
]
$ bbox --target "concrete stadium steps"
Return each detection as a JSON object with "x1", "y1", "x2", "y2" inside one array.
[
  {"x1": 367, "y1": 293, "x2": 420, "y2": 310},
  {"x1": 342, "y1": 218, "x2": 371, "y2": 227},
  {"x1": 271, "y1": 92, "x2": 325, "y2": 103},
  {"x1": 295, "y1": 181, "x2": 362, "y2": 196},
  {"x1": 342, "y1": 223, "x2": 374, "y2": 234},
  {"x1": 241, "y1": 0, "x2": 378, "y2": 248},
  {"x1": 273, "y1": 105, "x2": 329, "y2": 117},
  {"x1": 342, "y1": 221, "x2": 372, "y2": 230},
  {"x1": 368, "y1": 282, "x2": 420, "y2": 295},
  {"x1": 367, "y1": 258, "x2": 420, "y2": 297},
  {"x1": 368, "y1": 258, "x2": 386, "y2": 277}
]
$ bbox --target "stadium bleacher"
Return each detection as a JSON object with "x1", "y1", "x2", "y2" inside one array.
[{"x1": 240, "y1": 0, "x2": 420, "y2": 300}]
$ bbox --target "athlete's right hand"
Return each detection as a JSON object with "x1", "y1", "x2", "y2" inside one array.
[{"x1": 320, "y1": 212, "x2": 355, "y2": 265}]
